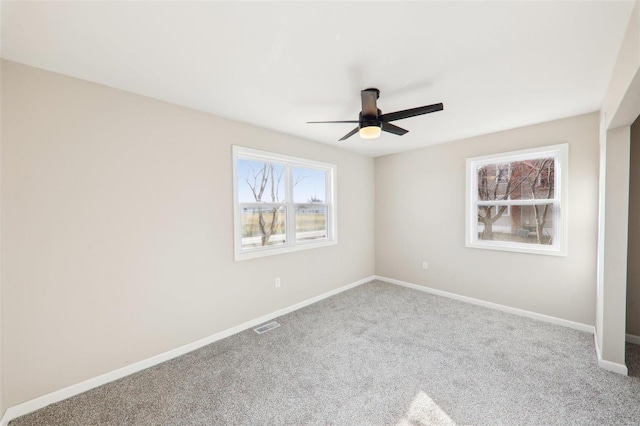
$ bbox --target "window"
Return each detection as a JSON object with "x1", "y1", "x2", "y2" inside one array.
[
  {"x1": 233, "y1": 146, "x2": 337, "y2": 260},
  {"x1": 465, "y1": 144, "x2": 568, "y2": 256}
]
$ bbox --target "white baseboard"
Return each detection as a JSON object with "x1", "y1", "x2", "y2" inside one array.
[
  {"x1": 594, "y1": 331, "x2": 629, "y2": 375},
  {"x1": 376, "y1": 275, "x2": 595, "y2": 333},
  {"x1": 598, "y1": 358, "x2": 629, "y2": 375},
  {"x1": 627, "y1": 333, "x2": 640, "y2": 345},
  {"x1": 594, "y1": 332, "x2": 603, "y2": 360},
  {"x1": 0, "y1": 275, "x2": 375, "y2": 426}
]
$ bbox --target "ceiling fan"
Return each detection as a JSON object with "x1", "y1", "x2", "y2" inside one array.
[{"x1": 307, "y1": 88, "x2": 443, "y2": 141}]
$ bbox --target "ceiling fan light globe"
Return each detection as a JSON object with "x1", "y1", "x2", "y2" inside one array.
[{"x1": 359, "y1": 125, "x2": 381, "y2": 139}]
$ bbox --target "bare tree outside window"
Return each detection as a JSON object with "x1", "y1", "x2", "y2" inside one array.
[
  {"x1": 477, "y1": 158, "x2": 555, "y2": 244},
  {"x1": 243, "y1": 162, "x2": 285, "y2": 246},
  {"x1": 531, "y1": 159, "x2": 554, "y2": 244}
]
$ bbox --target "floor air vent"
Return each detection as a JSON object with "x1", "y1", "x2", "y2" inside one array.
[{"x1": 254, "y1": 321, "x2": 280, "y2": 334}]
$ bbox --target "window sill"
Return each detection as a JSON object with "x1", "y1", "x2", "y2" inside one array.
[
  {"x1": 466, "y1": 240, "x2": 566, "y2": 257},
  {"x1": 235, "y1": 239, "x2": 337, "y2": 261}
]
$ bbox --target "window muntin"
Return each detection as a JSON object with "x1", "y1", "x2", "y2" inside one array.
[
  {"x1": 233, "y1": 146, "x2": 337, "y2": 260},
  {"x1": 466, "y1": 144, "x2": 568, "y2": 256}
]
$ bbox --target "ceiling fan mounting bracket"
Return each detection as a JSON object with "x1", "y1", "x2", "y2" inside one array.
[{"x1": 364, "y1": 88, "x2": 380, "y2": 99}]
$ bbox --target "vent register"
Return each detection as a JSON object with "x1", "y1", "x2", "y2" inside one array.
[{"x1": 253, "y1": 321, "x2": 280, "y2": 334}]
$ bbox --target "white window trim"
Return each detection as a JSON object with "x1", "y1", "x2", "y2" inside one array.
[
  {"x1": 465, "y1": 143, "x2": 568, "y2": 256},
  {"x1": 232, "y1": 145, "x2": 337, "y2": 261}
]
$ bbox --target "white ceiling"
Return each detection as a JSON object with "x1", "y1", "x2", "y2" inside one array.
[{"x1": 1, "y1": 1, "x2": 636, "y2": 157}]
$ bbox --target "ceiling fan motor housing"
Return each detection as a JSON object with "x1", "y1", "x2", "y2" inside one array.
[{"x1": 359, "y1": 110, "x2": 382, "y2": 129}]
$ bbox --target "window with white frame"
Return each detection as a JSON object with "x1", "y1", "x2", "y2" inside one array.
[
  {"x1": 233, "y1": 146, "x2": 337, "y2": 260},
  {"x1": 465, "y1": 143, "x2": 568, "y2": 256}
]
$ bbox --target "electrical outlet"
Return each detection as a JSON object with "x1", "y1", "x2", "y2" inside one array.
[
  {"x1": 422, "y1": 261, "x2": 428, "y2": 270},
  {"x1": 275, "y1": 277, "x2": 281, "y2": 288}
]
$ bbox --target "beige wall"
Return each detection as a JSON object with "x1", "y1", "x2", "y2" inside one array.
[
  {"x1": 0, "y1": 60, "x2": 375, "y2": 407},
  {"x1": 375, "y1": 113, "x2": 599, "y2": 326},
  {"x1": 601, "y1": 126, "x2": 631, "y2": 365},
  {"x1": 628, "y1": 116, "x2": 640, "y2": 337},
  {"x1": 598, "y1": 0, "x2": 640, "y2": 370}
]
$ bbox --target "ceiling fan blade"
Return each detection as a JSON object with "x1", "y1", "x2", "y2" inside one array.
[
  {"x1": 339, "y1": 127, "x2": 360, "y2": 141},
  {"x1": 361, "y1": 89, "x2": 379, "y2": 118},
  {"x1": 381, "y1": 122, "x2": 409, "y2": 136},
  {"x1": 307, "y1": 120, "x2": 359, "y2": 124},
  {"x1": 379, "y1": 103, "x2": 444, "y2": 122}
]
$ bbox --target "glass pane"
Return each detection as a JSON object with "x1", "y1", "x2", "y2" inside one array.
[
  {"x1": 241, "y1": 207, "x2": 286, "y2": 249},
  {"x1": 293, "y1": 167, "x2": 326, "y2": 203},
  {"x1": 237, "y1": 159, "x2": 286, "y2": 203},
  {"x1": 476, "y1": 204, "x2": 554, "y2": 245},
  {"x1": 477, "y1": 158, "x2": 555, "y2": 201},
  {"x1": 296, "y1": 205, "x2": 327, "y2": 242}
]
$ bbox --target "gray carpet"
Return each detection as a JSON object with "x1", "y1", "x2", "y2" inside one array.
[{"x1": 10, "y1": 280, "x2": 640, "y2": 425}]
